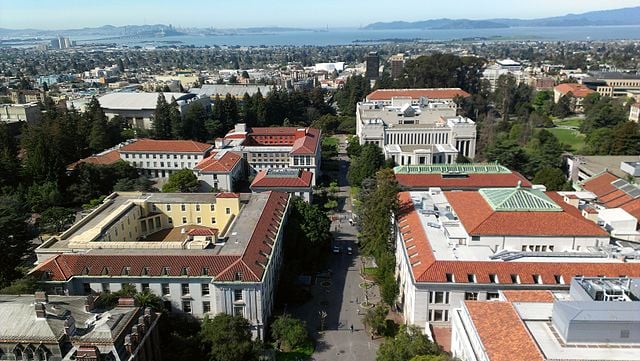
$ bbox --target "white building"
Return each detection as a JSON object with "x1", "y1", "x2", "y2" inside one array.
[
  {"x1": 356, "y1": 90, "x2": 476, "y2": 164},
  {"x1": 630, "y1": 103, "x2": 640, "y2": 122},
  {"x1": 194, "y1": 150, "x2": 245, "y2": 192},
  {"x1": 394, "y1": 187, "x2": 640, "y2": 333},
  {"x1": 119, "y1": 138, "x2": 214, "y2": 179},
  {"x1": 482, "y1": 59, "x2": 525, "y2": 91},
  {"x1": 250, "y1": 168, "x2": 314, "y2": 203},
  {"x1": 451, "y1": 278, "x2": 640, "y2": 361},
  {"x1": 221, "y1": 124, "x2": 322, "y2": 185},
  {"x1": 98, "y1": 92, "x2": 211, "y2": 130},
  {"x1": 32, "y1": 191, "x2": 291, "y2": 340}
]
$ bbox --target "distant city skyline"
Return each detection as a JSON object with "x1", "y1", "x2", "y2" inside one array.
[{"x1": 1, "y1": 0, "x2": 639, "y2": 30}]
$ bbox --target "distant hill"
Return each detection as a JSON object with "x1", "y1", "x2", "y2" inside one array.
[
  {"x1": 0, "y1": 24, "x2": 184, "y2": 37},
  {"x1": 364, "y1": 6, "x2": 640, "y2": 30}
]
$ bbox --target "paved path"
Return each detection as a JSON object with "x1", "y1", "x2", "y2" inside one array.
[{"x1": 291, "y1": 135, "x2": 381, "y2": 361}]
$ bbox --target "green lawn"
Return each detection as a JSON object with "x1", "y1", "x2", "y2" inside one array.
[
  {"x1": 276, "y1": 341, "x2": 314, "y2": 361},
  {"x1": 322, "y1": 136, "x2": 338, "y2": 147},
  {"x1": 553, "y1": 117, "x2": 583, "y2": 128},
  {"x1": 545, "y1": 128, "x2": 586, "y2": 152}
]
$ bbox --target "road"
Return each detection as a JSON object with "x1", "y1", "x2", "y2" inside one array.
[{"x1": 291, "y1": 135, "x2": 381, "y2": 361}]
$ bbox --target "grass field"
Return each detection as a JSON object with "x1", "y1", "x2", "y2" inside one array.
[
  {"x1": 323, "y1": 136, "x2": 338, "y2": 147},
  {"x1": 546, "y1": 127, "x2": 586, "y2": 152},
  {"x1": 553, "y1": 117, "x2": 583, "y2": 128}
]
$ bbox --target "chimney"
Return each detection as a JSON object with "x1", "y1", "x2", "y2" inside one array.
[
  {"x1": 35, "y1": 291, "x2": 48, "y2": 304},
  {"x1": 118, "y1": 297, "x2": 136, "y2": 307},
  {"x1": 35, "y1": 303, "x2": 46, "y2": 319},
  {"x1": 234, "y1": 123, "x2": 247, "y2": 133},
  {"x1": 85, "y1": 294, "x2": 95, "y2": 312}
]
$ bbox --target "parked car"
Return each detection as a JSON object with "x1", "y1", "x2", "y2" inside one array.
[
  {"x1": 332, "y1": 245, "x2": 341, "y2": 254},
  {"x1": 346, "y1": 247, "x2": 353, "y2": 255}
]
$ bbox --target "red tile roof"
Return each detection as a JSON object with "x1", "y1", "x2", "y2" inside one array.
[
  {"x1": 396, "y1": 192, "x2": 640, "y2": 284},
  {"x1": 291, "y1": 128, "x2": 321, "y2": 155},
  {"x1": 31, "y1": 254, "x2": 239, "y2": 280},
  {"x1": 217, "y1": 192, "x2": 290, "y2": 282},
  {"x1": 501, "y1": 290, "x2": 555, "y2": 303},
  {"x1": 194, "y1": 151, "x2": 242, "y2": 173},
  {"x1": 464, "y1": 302, "x2": 544, "y2": 361},
  {"x1": 68, "y1": 149, "x2": 122, "y2": 169},
  {"x1": 120, "y1": 139, "x2": 213, "y2": 153},
  {"x1": 251, "y1": 170, "x2": 313, "y2": 189},
  {"x1": 554, "y1": 83, "x2": 595, "y2": 98},
  {"x1": 395, "y1": 172, "x2": 531, "y2": 190},
  {"x1": 215, "y1": 192, "x2": 240, "y2": 198},
  {"x1": 445, "y1": 191, "x2": 608, "y2": 237},
  {"x1": 366, "y1": 88, "x2": 471, "y2": 101},
  {"x1": 581, "y1": 172, "x2": 620, "y2": 198},
  {"x1": 187, "y1": 228, "x2": 218, "y2": 236}
]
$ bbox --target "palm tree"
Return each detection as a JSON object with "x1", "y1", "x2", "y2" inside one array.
[{"x1": 134, "y1": 291, "x2": 164, "y2": 311}]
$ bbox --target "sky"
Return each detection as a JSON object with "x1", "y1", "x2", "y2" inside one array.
[{"x1": 1, "y1": 0, "x2": 640, "y2": 30}]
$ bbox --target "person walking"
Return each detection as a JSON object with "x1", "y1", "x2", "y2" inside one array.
[{"x1": 350, "y1": 324, "x2": 354, "y2": 333}]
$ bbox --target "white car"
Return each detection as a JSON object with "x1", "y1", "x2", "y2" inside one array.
[{"x1": 346, "y1": 247, "x2": 353, "y2": 255}]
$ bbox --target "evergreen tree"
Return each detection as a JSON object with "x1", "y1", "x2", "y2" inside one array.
[
  {"x1": 153, "y1": 94, "x2": 172, "y2": 139},
  {"x1": 0, "y1": 195, "x2": 32, "y2": 288},
  {"x1": 201, "y1": 314, "x2": 258, "y2": 361},
  {"x1": 242, "y1": 93, "x2": 257, "y2": 127},
  {"x1": 553, "y1": 93, "x2": 573, "y2": 118},
  {"x1": 185, "y1": 102, "x2": 208, "y2": 141},
  {"x1": 170, "y1": 97, "x2": 185, "y2": 140}
]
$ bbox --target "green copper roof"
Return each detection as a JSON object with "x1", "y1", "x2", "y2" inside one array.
[
  {"x1": 393, "y1": 163, "x2": 511, "y2": 175},
  {"x1": 479, "y1": 186, "x2": 562, "y2": 212}
]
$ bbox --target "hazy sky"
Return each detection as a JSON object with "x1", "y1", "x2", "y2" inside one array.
[{"x1": 1, "y1": 0, "x2": 639, "y2": 29}]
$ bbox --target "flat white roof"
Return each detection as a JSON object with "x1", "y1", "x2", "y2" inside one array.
[{"x1": 99, "y1": 92, "x2": 189, "y2": 110}]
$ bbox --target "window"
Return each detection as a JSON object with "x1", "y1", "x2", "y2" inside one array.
[
  {"x1": 445, "y1": 273, "x2": 455, "y2": 283},
  {"x1": 155, "y1": 217, "x2": 161, "y2": 228},
  {"x1": 489, "y1": 274, "x2": 498, "y2": 284},
  {"x1": 533, "y1": 274, "x2": 542, "y2": 284},
  {"x1": 429, "y1": 291, "x2": 449, "y2": 304},
  {"x1": 181, "y1": 283, "x2": 190, "y2": 296},
  {"x1": 511, "y1": 274, "x2": 520, "y2": 284},
  {"x1": 471, "y1": 236, "x2": 480, "y2": 241},
  {"x1": 162, "y1": 267, "x2": 170, "y2": 276},
  {"x1": 203, "y1": 301, "x2": 211, "y2": 313},
  {"x1": 122, "y1": 267, "x2": 131, "y2": 276},
  {"x1": 234, "y1": 289, "x2": 243, "y2": 302},
  {"x1": 102, "y1": 283, "x2": 111, "y2": 293},
  {"x1": 234, "y1": 306, "x2": 244, "y2": 317},
  {"x1": 464, "y1": 292, "x2": 479, "y2": 301},
  {"x1": 182, "y1": 217, "x2": 187, "y2": 224},
  {"x1": 161, "y1": 283, "x2": 170, "y2": 295},
  {"x1": 225, "y1": 208, "x2": 231, "y2": 215},
  {"x1": 430, "y1": 309, "x2": 448, "y2": 322},
  {"x1": 235, "y1": 272, "x2": 243, "y2": 281},
  {"x1": 182, "y1": 301, "x2": 192, "y2": 313},
  {"x1": 142, "y1": 283, "x2": 150, "y2": 292},
  {"x1": 142, "y1": 267, "x2": 150, "y2": 276},
  {"x1": 202, "y1": 267, "x2": 210, "y2": 276},
  {"x1": 521, "y1": 245, "x2": 527, "y2": 252},
  {"x1": 210, "y1": 204, "x2": 215, "y2": 211},
  {"x1": 102, "y1": 267, "x2": 110, "y2": 276},
  {"x1": 487, "y1": 292, "x2": 500, "y2": 300},
  {"x1": 202, "y1": 284, "x2": 210, "y2": 296},
  {"x1": 197, "y1": 217, "x2": 202, "y2": 224},
  {"x1": 196, "y1": 204, "x2": 201, "y2": 212},
  {"x1": 211, "y1": 217, "x2": 216, "y2": 224},
  {"x1": 467, "y1": 274, "x2": 476, "y2": 283},
  {"x1": 181, "y1": 204, "x2": 186, "y2": 212},
  {"x1": 181, "y1": 267, "x2": 189, "y2": 276},
  {"x1": 83, "y1": 283, "x2": 92, "y2": 295}
]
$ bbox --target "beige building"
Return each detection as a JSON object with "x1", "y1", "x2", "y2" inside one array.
[{"x1": 582, "y1": 73, "x2": 640, "y2": 98}]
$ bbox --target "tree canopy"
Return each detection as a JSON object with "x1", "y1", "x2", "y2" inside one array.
[
  {"x1": 162, "y1": 169, "x2": 200, "y2": 193},
  {"x1": 201, "y1": 314, "x2": 259, "y2": 361}
]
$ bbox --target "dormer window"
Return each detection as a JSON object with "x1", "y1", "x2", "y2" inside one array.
[
  {"x1": 142, "y1": 267, "x2": 150, "y2": 276},
  {"x1": 122, "y1": 267, "x2": 131, "y2": 276},
  {"x1": 510, "y1": 274, "x2": 520, "y2": 284},
  {"x1": 202, "y1": 268, "x2": 210, "y2": 276},
  {"x1": 533, "y1": 274, "x2": 542, "y2": 284},
  {"x1": 82, "y1": 267, "x2": 90, "y2": 275},
  {"x1": 181, "y1": 267, "x2": 189, "y2": 276},
  {"x1": 162, "y1": 267, "x2": 170, "y2": 276},
  {"x1": 102, "y1": 267, "x2": 110, "y2": 276},
  {"x1": 554, "y1": 275, "x2": 564, "y2": 284},
  {"x1": 467, "y1": 274, "x2": 476, "y2": 283},
  {"x1": 235, "y1": 272, "x2": 243, "y2": 281},
  {"x1": 489, "y1": 274, "x2": 498, "y2": 284},
  {"x1": 445, "y1": 273, "x2": 455, "y2": 283}
]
